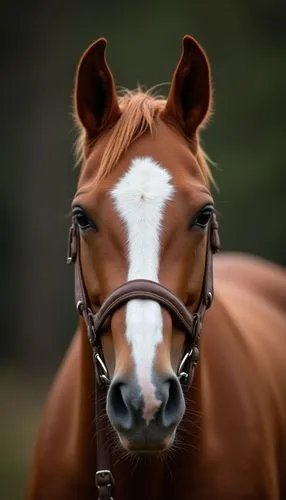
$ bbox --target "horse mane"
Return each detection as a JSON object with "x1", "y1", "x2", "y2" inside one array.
[{"x1": 75, "y1": 89, "x2": 214, "y2": 186}]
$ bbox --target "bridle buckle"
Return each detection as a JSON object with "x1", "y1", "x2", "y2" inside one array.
[{"x1": 96, "y1": 469, "x2": 114, "y2": 499}]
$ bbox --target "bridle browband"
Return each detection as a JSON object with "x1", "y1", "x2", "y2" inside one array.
[{"x1": 67, "y1": 213, "x2": 220, "y2": 499}]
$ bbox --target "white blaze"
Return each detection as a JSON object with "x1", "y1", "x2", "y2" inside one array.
[{"x1": 111, "y1": 157, "x2": 174, "y2": 421}]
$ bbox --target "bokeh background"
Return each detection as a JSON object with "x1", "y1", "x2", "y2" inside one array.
[{"x1": 1, "y1": 1, "x2": 285, "y2": 498}]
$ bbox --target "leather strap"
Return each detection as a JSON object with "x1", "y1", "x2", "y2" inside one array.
[
  {"x1": 95, "y1": 386, "x2": 114, "y2": 500},
  {"x1": 67, "y1": 214, "x2": 220, "y2": 385},
  {"x1": 88, "y1": 279, "x2": 196, "y2": 340}
]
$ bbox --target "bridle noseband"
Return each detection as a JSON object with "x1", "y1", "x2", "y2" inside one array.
[{"x1": 67, "y1": 213, "x2": 220, "y2": 499}]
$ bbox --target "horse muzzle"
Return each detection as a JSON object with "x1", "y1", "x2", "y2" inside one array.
[{"x1": 107, "y1": 373, "x2": 185, "y2": 452}]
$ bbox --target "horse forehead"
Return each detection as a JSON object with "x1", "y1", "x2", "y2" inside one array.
[
  {"x1": 110, "y1": 156, "x2": 175, "y2": 256},
  {"x1": 111, "y1": 156, "x2": 174, "y2": 201},
  {"x1": 78, "y1": 119, "x2": 203, "y2": 190},
  {"x1": 108, "y1": 155, "x2": 211, "y2": 222}
]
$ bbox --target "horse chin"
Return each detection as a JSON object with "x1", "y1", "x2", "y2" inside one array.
[{"x1": 117, "y1": 429, "x2": 176, "y2": 454}]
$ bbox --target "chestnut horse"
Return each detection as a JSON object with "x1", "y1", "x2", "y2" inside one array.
[{"x1": 26, "y1": 36, "x2": 286, "y2": 500}]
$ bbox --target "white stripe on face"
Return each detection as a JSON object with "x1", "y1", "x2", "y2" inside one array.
[{"x1": 111, "y1": 157, "x2": 174, "y2": 422}]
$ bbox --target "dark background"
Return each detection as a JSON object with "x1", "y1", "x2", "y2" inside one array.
[{"x1": 1, "y1": 1, "x2": 285, "y2": 498}]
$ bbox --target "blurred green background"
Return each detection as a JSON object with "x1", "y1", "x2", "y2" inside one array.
[{"x1": 1, "y1": 1, "x2": 285, "y2": 498}]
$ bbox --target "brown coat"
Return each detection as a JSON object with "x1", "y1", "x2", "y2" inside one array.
[{"x1": 26, "y1": 254, "x2": 286, "y2": 500}]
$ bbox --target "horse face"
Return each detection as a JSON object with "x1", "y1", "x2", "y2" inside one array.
[{"x1": 72, "y1": 36, "x2": 213, "y2": 452}]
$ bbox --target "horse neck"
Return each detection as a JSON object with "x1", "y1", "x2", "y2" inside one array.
[{"x1": 65, "y1": 319, "x2": 97, "y2": 489}]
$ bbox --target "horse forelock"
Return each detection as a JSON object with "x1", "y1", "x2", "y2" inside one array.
[{"x1": 74, "y1": 88, "x2": 214, "y2": 187}]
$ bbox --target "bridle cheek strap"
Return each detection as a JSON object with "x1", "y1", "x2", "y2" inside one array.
[
  {"x1": 68, "y1": 215, "x2": 220, "y2": 384},
  {"x1": 67, "y1": 213, "x2": 220, "y2": 499}
]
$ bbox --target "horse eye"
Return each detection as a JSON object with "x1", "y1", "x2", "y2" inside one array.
[
  {"x1": 192, "y1": 205, "x2": 214, "y2": 229},
  {"x1": 72, "y1": 207, "x2": 97, "y2": 231}
]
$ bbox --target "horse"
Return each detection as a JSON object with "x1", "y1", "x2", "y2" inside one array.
[{"x1": 25, "y1": 35, "x2": 286, "y2": 500}]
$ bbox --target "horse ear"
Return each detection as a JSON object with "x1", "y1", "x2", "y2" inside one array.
[
  {"x1": 74, "y1": 38, "x2": 121, "y2": 137},
  {"x1": 162, "y1": 35, "x2": 212, "y2": 140}
]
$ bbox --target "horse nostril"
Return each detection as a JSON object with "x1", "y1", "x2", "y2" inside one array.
[
  {"x1": 107, "y1": 380, "x2": 132, "y2": 431},
  {"x1": 161, "y1": 376, "x2": 185, "y2": 428}
]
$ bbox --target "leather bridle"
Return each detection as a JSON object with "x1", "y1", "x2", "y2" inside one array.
[{"x1": 67, "y1": 213, "x2": 220, "y2": 500}]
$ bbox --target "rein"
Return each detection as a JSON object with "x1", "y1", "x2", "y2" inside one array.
[{"x1": 67, "y1": 213, "x2": 220, "y2": 499}]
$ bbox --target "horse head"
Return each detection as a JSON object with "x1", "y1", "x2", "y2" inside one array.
[{"x1": 70, "y1": 35, "x2": 218, "y2": 453}]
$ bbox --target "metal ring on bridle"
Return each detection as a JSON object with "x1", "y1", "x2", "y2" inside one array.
[
  {"x1": 76, "y1": 300, "x2": 84, "y2": 313},
  {"x1": 177, "y1": 349, "x2": 193, "y2": 380},
  {"x1": 206, "y1": 291, "x2": 213, "y2": 308},
  {"x1": 94, "y1": 353, "x2": 110, "y2": 385}
]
